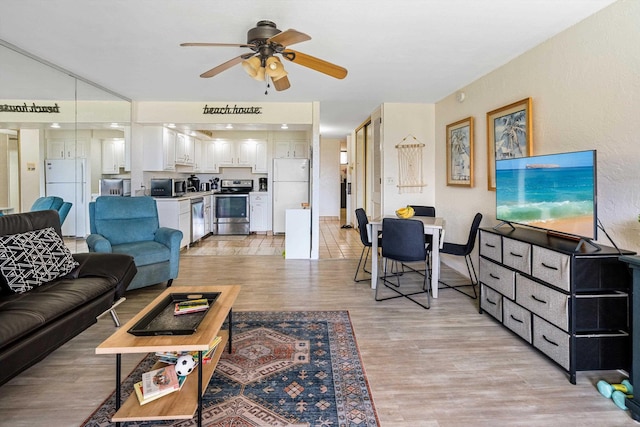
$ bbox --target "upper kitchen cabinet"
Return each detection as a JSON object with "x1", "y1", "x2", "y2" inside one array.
[
  {"x1": 175, "y1": 133, "x2": 195, "y2": 165},
  {"x1": 253, "y1": 140, "x2": 268, "y2": 173},
  {"x1": 201, "y1": 139, "x2": 219, "y2": 173},
  {"x1": 101, "y1": 138, "x2": 125, "y2": 174},
  {"x1": 274, "y1": 139, "x2": 308, "y2": 159},
  {"x1": 203, "y1": 138, "x2": 268, "y2": 173},
  {"x1": 192, "y1": 138, "x2": 203, "y2": 172},
  {"x1": 47, "y1": 138, "x2": 87, "y2": 159},
  {"x1": 143, "y1": 126, "x2": 176, "y2": 171}
]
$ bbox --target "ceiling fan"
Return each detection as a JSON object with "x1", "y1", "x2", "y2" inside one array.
[{"x1": 180, "y1": 20, "x2": 348, "y2": 91}]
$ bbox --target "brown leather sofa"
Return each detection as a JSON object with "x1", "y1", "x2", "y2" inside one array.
[{"x1": 0, "y1": 210, "x2": 137, "y2": 386}]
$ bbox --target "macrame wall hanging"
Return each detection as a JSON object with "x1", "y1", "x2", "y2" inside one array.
[{"x1": 395, "y1": 135, "x2": 425, "y2": 194}]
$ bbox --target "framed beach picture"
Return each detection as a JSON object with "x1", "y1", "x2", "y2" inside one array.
[
  {"x1": 446, "y1": 117, "x2": 474, "y2": 187},
  {"x1": 486, "y1": 97, "x2": 533, "y2": 190}
]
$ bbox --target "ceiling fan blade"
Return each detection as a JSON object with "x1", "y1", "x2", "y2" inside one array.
[
  {"x1": 181, "y1": 42, "x2": 255, "y2": 48},
  {"x1": 268, "y1": 29, "x2": 311, "y2": 47},
  {"x1": 200, "y1": 55, "x2": 245, "y2": 78},
  {"x1": 273, "y1": 75, "x2": 291, "y2": 91},
  {"x1": 281, "y1": 50, "x2": 347, "y2": 79}
]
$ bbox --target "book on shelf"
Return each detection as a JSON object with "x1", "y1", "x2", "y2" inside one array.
[
  {"x1": 174, "y1": 298, "x2": 209, "y2": 315},
  {"x1": 140, "y1": 365, "x2": 180, "y2": 399},
  {"x1": 154, "y1": 336, "x2": 223, "y2": 365},
  {"x1": 134, "y1": 375, "x2": 186, "y2": 406}
]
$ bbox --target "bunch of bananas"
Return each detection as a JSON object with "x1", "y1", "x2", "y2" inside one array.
[{"x1": 395, "y1": 205, "x2": 415, "y2": 219}]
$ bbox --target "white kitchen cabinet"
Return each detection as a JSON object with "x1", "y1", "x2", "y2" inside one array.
[
  {"x1": 201, "y1": 140, "x2": 219, "y2": 172},
  {"x1": 250, "y1": 192, "x2": 270, "y2": 232},
  {"x1": 274, "y1": 139, "x2": 307, "y2": 158},
  {"x1": 253, "y1": 140, "x2": 268, "y2": 173},
  {"x1": 101, "y1": 139, "x2": 125, "y2": 174},
  {"x1": 178, "y1": 199, "x2": 190, "y2": 247},
  {"x1": 175, "y1": 133, "x2": 195, "y2": 165},
  {"x1": 215, "y1": 139, "x2": 235, "y2": 167},
  {"x1": 204, "y1": 194, "x2": 212, "y2": 235},
  {"x1": 192, "y1": 138, "x2": 202, "y2": 172},
  {"x1": 155, "y1": 197, "x2": 190, "y2": 249},
  {"x1": 207, "y1": 138, "x2": 267, "y2": 170},
  {"x1": 47, "y1": 139, "x2": 87, "y2": 159},
  {"x1": 236, "y1": 140, "x2": 253, "y2": 166},
  {"x1": 143, "y1": 126, "x2": 176, "y2": 171}
]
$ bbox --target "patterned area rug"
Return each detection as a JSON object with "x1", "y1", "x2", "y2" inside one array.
[{"x1": 83, "y1": 311, "x2": 378, "y2": 427}]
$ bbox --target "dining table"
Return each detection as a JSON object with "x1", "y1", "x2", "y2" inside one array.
[{"x1": 368, "y1": 215, "x2": 445, "y2": 298}]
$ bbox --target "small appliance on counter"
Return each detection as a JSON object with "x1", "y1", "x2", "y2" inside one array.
[
  {"x1": 211, "y1": 177, "x2": 220, "y2": 191},
  {"x1": 259, "y1": 177, "x2": 268, "y2": 191},
  {"x1": 187, "y1": 174, "x2": 200, "y2": 192},
  {"x1": 100, "y1": 178, "x2": 131, "y2": 197},
  {"x1": 150, "y1": 178, "x2": 186, "y2": 197}
]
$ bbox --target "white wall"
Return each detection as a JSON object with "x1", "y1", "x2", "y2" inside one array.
[
  {"x1": 435, "y1": 0, "x2": 640, "y2": 269},
  {"x1": 381, "y1": 103, "x2": 436, "y2": 215},
  {"x1": 319, "y1": 137, "x2": 342, "y2": 218},
  {"x1": 18, "y1": 129, "x2": 42, "y2": 211}
]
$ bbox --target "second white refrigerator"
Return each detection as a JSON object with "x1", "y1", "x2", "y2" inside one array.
[
  {"x1": 45, "y1": 158, "x2": 88, "y2": 237},
  {"x1": 272, "y1": 158, "x2": 309, "y2": 234}
]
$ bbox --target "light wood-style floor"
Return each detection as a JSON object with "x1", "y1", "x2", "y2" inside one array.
[{"x1": 0, "y1": 217, "x2": 635, "y2": 426}]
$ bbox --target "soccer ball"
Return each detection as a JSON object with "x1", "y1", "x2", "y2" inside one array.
[{"x1": 175, "y1": 354, "x2": 197, "y2": 376}]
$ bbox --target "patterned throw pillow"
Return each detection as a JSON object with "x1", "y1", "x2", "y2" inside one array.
[{"x1": 0, "y1": 227, "x2": 79, "y2": 294}]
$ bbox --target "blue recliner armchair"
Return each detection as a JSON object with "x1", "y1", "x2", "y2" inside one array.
[
  {"x1": 87, "y1": 196, "x2": 183, "y2": 291},
  {"x1": 31, "y1": 196, "x2": 72, "y2": 225}
]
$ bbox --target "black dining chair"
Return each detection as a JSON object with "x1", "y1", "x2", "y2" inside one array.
[
  {"x1": 353, "y1": 208, "x2": 382, "y2": 282},
  {"x1": 409, "y1": 204, "x2": 436, "y2": 247},
  {"x1": 409, "y1": 205, "x2": 436, "y2": 217},
  {"x1": 438, "y1": 212, "x2": 483, "y2": 299},
  {"x1": 375, "y1": 217, "x2": 430, "y2": 309}
]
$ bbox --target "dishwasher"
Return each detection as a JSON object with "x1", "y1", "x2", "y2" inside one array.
[{"x1": 190, "y1": 197, "x2": 205, "y2": 243}]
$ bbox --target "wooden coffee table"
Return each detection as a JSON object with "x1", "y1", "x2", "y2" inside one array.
[{"x1": 96, "y1": 285, "x2": 240, "y2": 427}]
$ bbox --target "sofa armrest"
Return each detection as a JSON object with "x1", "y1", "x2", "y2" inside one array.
[
  {"x1": 155, "y1": 227, "x2": 183, "y2": 280},
  {"x1": 72, "y1": 253, "x2": 137, "y2": 300},
  {"x1": 154, "y1": 227, "x2": 183, "y2": 248},
  {"x1": 86, "y1": 233, "x2": 112, "y2": 253}
]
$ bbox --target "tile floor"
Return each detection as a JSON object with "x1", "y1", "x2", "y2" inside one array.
[{"x1": 184, "y1": 212, "x2": 363, "y2": 259}]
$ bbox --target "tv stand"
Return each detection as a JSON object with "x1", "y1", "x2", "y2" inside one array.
[
  {"x1": 493, "y1": 221, "x2": 515, "y2": 232},
  {"x1": 479, "y1": 226, "x2": 634, "y2": 384}
]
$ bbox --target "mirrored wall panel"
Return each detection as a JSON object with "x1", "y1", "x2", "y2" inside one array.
[{"x1": 0, "y1": 41, "x2": 131, "y2": 253}]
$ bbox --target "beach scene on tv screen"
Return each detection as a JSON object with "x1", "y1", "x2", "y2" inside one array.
[{"x1": 495, "y1": 151, "x2": 595, "y2": 238}]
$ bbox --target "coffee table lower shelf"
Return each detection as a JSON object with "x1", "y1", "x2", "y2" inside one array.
[{"x1": 112, "y1": 331, "x2": 228, "y2": 422}]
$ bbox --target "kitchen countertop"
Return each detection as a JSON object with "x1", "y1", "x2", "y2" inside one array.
[
  {"x1": 153, "y1": 191, "x2": 270, "y2": 202},
  {"x1": 153, "y1": 191, "x2": 216, "y2": 201}
]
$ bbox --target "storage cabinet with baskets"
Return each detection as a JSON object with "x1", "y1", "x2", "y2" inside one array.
[{"x1": 479, "y1": 226, "x2": 634, "y2": 384}]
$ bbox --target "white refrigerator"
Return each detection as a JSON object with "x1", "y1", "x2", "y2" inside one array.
[
  {"x1": 272, "y1": 158, "x2": 309, "y2": 234},
  {"x1": 45, "y1": 159, "x2": 88, "y2": 237}
]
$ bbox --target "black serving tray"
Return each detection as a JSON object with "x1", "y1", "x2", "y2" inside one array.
[{"x1": 128, "y1": 292, "x2": 221, "y2": 336}]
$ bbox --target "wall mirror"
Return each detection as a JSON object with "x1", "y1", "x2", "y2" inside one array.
[{"x1": 0, "y1": 41, "x2": 131, "y2": 253}]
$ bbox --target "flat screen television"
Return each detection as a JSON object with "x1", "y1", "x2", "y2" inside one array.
[{"x1": 495, "y1": 150, "x2": 598, "y2": 248}]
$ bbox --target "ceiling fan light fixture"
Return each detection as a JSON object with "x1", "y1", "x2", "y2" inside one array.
[
  {"x1": 241, "y1": 56, "x2": 262, "y2": 78},
  {"x1": 254, "y1": 66, "x2": 266, "y2": 81},
  {"x1": 265, "y1": 56, "x2": 287, "y2": 80}
]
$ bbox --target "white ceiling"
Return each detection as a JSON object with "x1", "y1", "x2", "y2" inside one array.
[{"x1": 0, "y1": 0, "x2": 617, "y2": 138}]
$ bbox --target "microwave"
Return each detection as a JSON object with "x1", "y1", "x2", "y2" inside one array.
[
  {"x1": 150, "y1": 178, "x2": 186, "y2": 197},
  {"x1": 100, "y1": 178, "x2": 131, "y2": 197}
]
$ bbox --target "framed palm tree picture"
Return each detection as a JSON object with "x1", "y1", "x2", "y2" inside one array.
[
  {"x1": 486, "y1": 97, "x2": 533, "y2": 190},
  {"x1": 446, "y1": 116, "x2": 474, "y2": 187}
]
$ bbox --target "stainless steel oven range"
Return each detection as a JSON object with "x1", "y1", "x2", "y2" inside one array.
[{"x1": 212, "y1": 179, "x2": 253, "y2": 235}]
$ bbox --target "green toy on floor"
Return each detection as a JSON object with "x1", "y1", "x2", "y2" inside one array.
[{"x1": 597, "y1": 379, "x2": 633, "y2": 410}]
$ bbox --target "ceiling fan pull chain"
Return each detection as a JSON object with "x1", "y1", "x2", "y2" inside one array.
[{"x1": 265, "y1": 77, "x2": 271, "y2": 95}]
